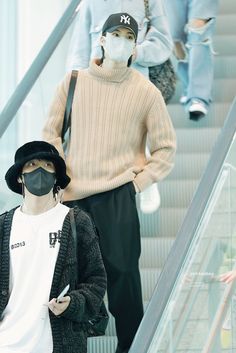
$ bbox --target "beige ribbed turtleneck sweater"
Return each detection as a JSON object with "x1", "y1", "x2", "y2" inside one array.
[{"x1": 43, "y1": 59, "x2": 176, "y2": 201}]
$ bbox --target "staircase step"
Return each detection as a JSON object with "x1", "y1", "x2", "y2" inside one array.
[
  {"x1": 140, "y1": 268, "x2": 161, "y2": 300},
  {"x1": 176, "y1": 127, "x2": 221, "y2": 153},
  {"x1": 159, "y1": 179, "x2": 236, "y2": 210},
  {"x1": 214, "y1": 55, "x2": 236, "y2": 79},
  {"x1": 157, "y1": 207, "x2": 187, "y2": 238},
  {"x1": 166, "y1": 153, "x2": 210, "y2": 180},
  {"x1": 214, "y1": 35, "x2": 236, "y2": 55},
  {"x1": 88, "y1": 336, "x2": 117, "y2": 353},
  {"x1": 219, "y1": 0, "x2": 236, "y2": 14},
  {"x1": 139, "y1": 206, "x2": 187, "y2": 239},
  {"x1": 171, "y1": 79, "x2": 236, "y2": 103},
  {"x1": 138, "y1": 206, "x2": 160, "y2": 238},
  {"x1": 105, "y1": 312, "x2": 116, "y2": 337},
  {"x1": 168, "y1": 103, "x2": 231, "y2": 129},
  {"x1": 140, "y1": 237, "x2": 175, "y2": 268},
  {"x1": 216, "y1": 14, "x2": 236, "y2": 35},
  {"x1": 159, "y1": 180, "x2": 199, "y2": 207}
]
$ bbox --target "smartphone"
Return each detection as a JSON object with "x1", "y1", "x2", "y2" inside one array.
[{"x1": 56, "y1": 284, "x2": 70, "y2": 303}]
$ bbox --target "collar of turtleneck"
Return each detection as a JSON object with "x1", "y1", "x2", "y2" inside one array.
[{"x1": 88, "y1": 58, "x2": 131, "y2": 83}]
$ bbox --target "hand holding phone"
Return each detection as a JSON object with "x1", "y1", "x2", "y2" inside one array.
[{"x1": 56, "y1": 284, "x2": 70, "y2": 303}]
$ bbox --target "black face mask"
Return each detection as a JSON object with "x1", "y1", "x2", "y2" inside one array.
[{"x1": 23, "y1": 167, "x2": 56, "y2": 196}]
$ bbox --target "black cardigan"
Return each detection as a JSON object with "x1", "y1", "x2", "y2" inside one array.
[{"x1": 0, "y1": 206, "x2": 107, "y2": 353}]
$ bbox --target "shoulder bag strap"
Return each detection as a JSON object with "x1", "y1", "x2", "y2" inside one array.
[
  {"x1": 61, "y1": 70, "x2": 78, "y2": 143},
  {"x1": 69, "y1": 208, "x2": 77, "y2": 247},
  {"x1": 144, "y1": 0, "x2": 151, "y2": 32}
]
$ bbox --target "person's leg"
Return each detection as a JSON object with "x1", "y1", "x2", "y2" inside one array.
[
  {"x1": 65, "y1": 184, "x2": 143, "y2": 352},
  {"x1": 186, "y1": 0, "x2": 219, "y2": 120},
  {"x1": 165, "y1": 0, "x2": 188, "y2": 101},
  {"x1": 89, "y1": 184, "x2": 143, "y2": 352}
]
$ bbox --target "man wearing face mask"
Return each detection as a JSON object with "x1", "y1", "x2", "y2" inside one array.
[
  {"x1": 43, "y1": 13, "x2": 176, "y2": 353},
  {"x1": 0, "y1": 140, "x2": 107, "y2": 353},
  {"x1": 67, "y1": 0, "x2": 174, "y2": 215}
]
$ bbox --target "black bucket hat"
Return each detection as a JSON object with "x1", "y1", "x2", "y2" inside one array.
[{"x1": 5, "y1": 141, "x2": 71, "y2": 194}]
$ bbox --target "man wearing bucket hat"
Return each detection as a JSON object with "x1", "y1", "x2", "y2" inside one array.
[
  {"x1": 43, "y1": 13, "x2": 176, "y2": 353},
  {"x1": 0, "y1": 141, "x2": 106, "y2": 353}
]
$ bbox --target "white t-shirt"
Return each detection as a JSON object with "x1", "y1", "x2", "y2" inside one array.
[{"x1": 0, "y1": 203, "x2": 70, "y2": 353}]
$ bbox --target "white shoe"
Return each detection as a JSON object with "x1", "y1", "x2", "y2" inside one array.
[
  {"x1": 140, "y1": 183, "x2": 161, "y2": 214},
  {"x1": 179, "y1": 95, "x2": 187, "y2": 104},
  {"x1": 188, "y1": 100, "x2": 207, "y2": 121}
]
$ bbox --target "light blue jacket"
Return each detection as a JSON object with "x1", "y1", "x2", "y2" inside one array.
[{"x1": 66, "y1": 0, "x2": 173, "y2": 78}]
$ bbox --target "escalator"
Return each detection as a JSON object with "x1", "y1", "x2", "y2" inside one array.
[
  {"x1": 1, "y1": 1, "x2": 236, "y2": 352},
  {"x1": 129, "y1": 100, "x2": 236, "y2": 353}
]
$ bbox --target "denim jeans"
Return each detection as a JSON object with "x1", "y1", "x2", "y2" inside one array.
[{"x1": 164, "y1": 0, "x2": 219, "y2": 108}]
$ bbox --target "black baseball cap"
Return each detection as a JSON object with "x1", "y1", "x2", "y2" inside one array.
[{"x1": 102, "y1": 13, "x2": 138, "y2": 41}]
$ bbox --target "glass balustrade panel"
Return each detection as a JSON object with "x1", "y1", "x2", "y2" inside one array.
[{"x1": 147, "y1": 133, "x2": 236, "y2": 353}]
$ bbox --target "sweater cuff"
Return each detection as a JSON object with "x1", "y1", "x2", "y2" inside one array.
[
  {"x1": 133, "y1": 181, "x2": 140, "y2": 193},
  {"x1": 60, "y1": 294, "x2": 84, "y2": 321},
  {"x1": 134, "y1": 172, "x2": 154, "y2": 192}
]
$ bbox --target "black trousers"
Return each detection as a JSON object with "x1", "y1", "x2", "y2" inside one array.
[{"x1": 64, "y1": 182, "x2": 144, "y2": 351}]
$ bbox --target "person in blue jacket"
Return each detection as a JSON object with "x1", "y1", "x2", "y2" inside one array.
[{"x1": 67, "y1": 0, "x2": 173, "y2": 78}]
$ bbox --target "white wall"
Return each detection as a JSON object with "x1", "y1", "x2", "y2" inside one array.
[
  {"x1": 0, "y1": 0, "x2": 18, "y2": 184},
  {"x1": 16, "y1": 0, "x2": 72, "y2": 144},
  {"x1": 17, "y1": 0, "x2": 69, "y2": 80},
  {"x1": 0, "y1": 0, "x2": 17, "y2": 112},
  {"x1": 0, "y1": 0, "x2": 72, "y2": 207}
]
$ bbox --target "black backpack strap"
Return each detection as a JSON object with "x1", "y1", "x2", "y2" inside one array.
[
  {"x1": 61, "y1": 70, "x2": 78, "y2": 142},
  {"x1": 144, "y1": 0, "x2": 151, "y2": 31},
  {"x1": 69, "y1": 208, "x2": 77, "y2": 248}
]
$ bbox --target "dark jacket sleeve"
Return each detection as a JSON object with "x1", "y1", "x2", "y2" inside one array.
[
  {"x1": 0, "y1": 212, "x2": 7, "y2": 255},
  {"x1": 61, "y1": 209, "x2": 107, "y2": 322}
]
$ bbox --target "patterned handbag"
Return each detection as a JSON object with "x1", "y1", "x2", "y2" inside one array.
[{"x1": 144, "y1": 0, "x2": 176, "y2": 103}]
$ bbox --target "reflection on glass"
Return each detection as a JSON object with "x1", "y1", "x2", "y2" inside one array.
[{"x1": 147, "y1": 140, "x2": 236, "y2": 353}]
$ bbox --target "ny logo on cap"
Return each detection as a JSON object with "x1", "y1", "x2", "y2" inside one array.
[{"x1": 120, "y1": 15, "x2": 130, "y2": 25}]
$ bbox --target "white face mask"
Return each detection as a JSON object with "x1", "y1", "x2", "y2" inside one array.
[{"x1": 103, "y1": 33, "x2": 135, "y2": 63}]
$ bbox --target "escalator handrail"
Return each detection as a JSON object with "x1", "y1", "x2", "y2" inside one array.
[
  {"x1": 0, "y1": 0, "x2": 81, "y2": 138},
  {"x1": 129, "y1": 97, "x2": 236, "y2": 353}
]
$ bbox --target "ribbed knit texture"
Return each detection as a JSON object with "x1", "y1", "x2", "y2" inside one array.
[
  {"x1": 0, "y1": 207, "x2": 107, "y2": 353},
  {"x1": 43, "y1": 59, "x2": 176, "y2": 201}
]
